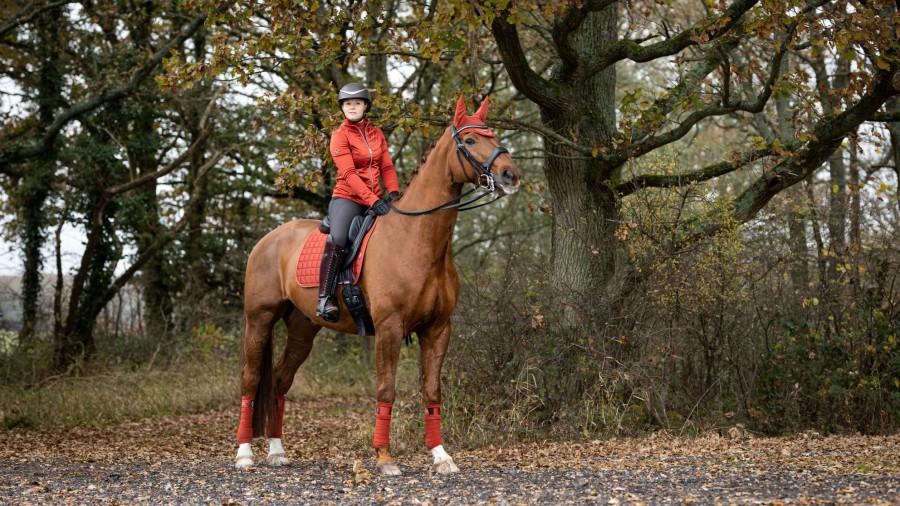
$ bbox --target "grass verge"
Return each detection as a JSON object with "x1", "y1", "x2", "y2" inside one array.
[
  {"x1": 0, "y1": 359, "x2": 238, "y2": 429},
  {"x1": 0, "y1": 331, "x2": 424, "y2": 430}
]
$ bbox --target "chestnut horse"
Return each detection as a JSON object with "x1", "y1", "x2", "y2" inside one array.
[{"x1": 235, "y1": 96, "x2": 520, "y2": 475}]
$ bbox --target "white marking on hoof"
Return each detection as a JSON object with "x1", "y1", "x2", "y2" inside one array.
[
  {"x1": 375, "y1": 461, "x2": 402, "y2": 476},
  {"x1": 235, "y1": 442, "x2": 255, "y2": 470},
  {"x1": 430, "y1": 445, "x2": 459, "y2": 474},
  {"x1": 266, "y1": 438, "x2": 290, "y2": 466}
]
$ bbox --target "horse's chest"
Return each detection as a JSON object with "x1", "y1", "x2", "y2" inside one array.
[{"x1": 400, "y1": 266, "x2": 457, "y2": 316}]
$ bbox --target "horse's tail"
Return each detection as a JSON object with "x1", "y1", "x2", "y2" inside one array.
[{"x1": 252, "y1": 334, "x2": 276, "y2": 438}]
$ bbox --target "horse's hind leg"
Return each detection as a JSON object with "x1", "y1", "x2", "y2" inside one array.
[
  {"x1": 265, "y1": 305, "x2": 321, "y2": 466},
  {"x1": 235, "y1": 303, "x2": 282, "y2": 469}
]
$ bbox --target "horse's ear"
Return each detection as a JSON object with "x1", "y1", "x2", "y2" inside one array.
[
  {"x1": 454, "y1": 95, "x2": 468, "y2": 127},
  {"x1": 475, "y1": 96, "x2": 490, "y2": 122}
]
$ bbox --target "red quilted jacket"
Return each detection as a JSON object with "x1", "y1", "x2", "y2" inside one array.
[{"x1": 329, "y1": 118, "x2": 400, "y2": 207}]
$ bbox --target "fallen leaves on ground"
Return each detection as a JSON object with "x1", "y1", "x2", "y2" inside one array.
[{"x1": 0, "y1": 396, "x2": 898, "y2": 504}]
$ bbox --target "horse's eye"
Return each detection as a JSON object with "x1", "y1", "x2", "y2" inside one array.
[{"x1": 465, "y1": 138, "x2": 476, "y2": 145}]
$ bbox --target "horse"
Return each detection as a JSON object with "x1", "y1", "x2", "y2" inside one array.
[{"x1": 234, "y1": 96, "x2": 521, "y2": 475}]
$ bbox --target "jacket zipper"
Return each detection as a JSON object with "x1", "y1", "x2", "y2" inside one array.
[{"x1": 356, "y1": 124, "x2": 376, "y2": 194}]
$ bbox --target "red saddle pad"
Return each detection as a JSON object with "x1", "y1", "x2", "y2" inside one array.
[{"x1": 295, "y1": 223, "x2": 377, "y2": 287}]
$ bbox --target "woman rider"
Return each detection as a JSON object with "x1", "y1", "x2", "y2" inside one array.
[{"x1": 317, "y1": 82, "x2": 401, "y2": 322}]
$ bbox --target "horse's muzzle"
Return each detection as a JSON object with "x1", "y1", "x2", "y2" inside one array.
[{"x1": 494, "y1": 169, "x2": 520, "y2": 195}]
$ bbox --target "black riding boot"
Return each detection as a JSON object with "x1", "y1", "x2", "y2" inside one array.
[{"x1": 316, "y1": 235, "x2": 345, "y2": 322}]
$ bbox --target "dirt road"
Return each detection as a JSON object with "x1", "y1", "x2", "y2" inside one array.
[{"x1": 1, "y1": 396, "x2": 898, "y2": 504}]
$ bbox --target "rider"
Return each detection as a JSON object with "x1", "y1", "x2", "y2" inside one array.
[{"x1": 317, "y1": 82, "x2": 401, "y2": 322}]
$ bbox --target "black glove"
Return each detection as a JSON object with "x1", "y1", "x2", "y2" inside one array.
[
  {"x1": 387, "y1": 191, "x2": 401, "y2": 203},
  {"x1": 371, "y1": 199, "x2": 390, "y2": 216}
]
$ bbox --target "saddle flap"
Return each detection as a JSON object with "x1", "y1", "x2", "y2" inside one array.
[
  {"x1": 342, "y1": 213, "x2": 375, "y2": 271},
  {"x1": 296, "y1": 218, "x2": 378, "y2": 288}
]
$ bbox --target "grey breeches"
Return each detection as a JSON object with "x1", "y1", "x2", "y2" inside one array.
[{"x1": 328, "y1": 197, "x2": 368, "y2": 248}]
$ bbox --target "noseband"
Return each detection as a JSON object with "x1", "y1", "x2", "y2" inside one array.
[
  {"x1": 451, "y1": 124, "x2": 510, "y2": 192},
  {"x1": 386, "y1": 124, "x2": 510, "y2": 216}
]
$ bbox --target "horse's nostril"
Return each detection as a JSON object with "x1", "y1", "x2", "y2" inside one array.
[{"x1": 502, "y1": 169, "x2": 515, "y2": 183}]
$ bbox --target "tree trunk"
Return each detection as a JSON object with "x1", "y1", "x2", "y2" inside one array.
[
  {"x1": 826, "y1": 57, "x2": 850, "y2": 264},
  {"x1": 183, "y1": 127, "x2": 210, "y2": 319},
  {"x1": 787, "y1": 208, "x2": 810, "y2": 296},
  {"x1": 134, "y1": 147, "x2": 173, "y2": 339},
  {"x1": 18, "y1": 4, "x2": 64, "y2": 344},
  {"x1": 129, "y1": 0, "x2": 175, "y2": 339},
  {"x1": 542, "y1": 6, "x2": 619, "y2": 316},
  {"x1": 181, "y1": 29, "x2": 213, "y2": 330},
  {"x1": 889, "y1": 101, "x2": 900, "y2": 201},
  {"x1": 774, "y1": 55, "x2": 810, "y2": 300},
  {"x1": 827, "y1": 151, "x2": 847, "y2": 256},
  {"x1": 848, "y1": 138, "x2": 861, "y2": 247},
  {"x1": 18, "y1": 168, "x2": 53, "y2": 343},
  {"x1": 52, "y1": 195, "x2": 115, "y2": 371}
]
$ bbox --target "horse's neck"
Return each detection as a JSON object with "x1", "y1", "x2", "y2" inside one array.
[{"x1": 387, "y1": 136, "x2": 461, "y2": 256}]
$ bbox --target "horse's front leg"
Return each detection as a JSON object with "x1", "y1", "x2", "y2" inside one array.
[
  {"x1": 372, "y1": 319, "x2": 404, "y2": 476},
  {"x1": 420, "y1": 321, "x2": 459, "y2": 474}
]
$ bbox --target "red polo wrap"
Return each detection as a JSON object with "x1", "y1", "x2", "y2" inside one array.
[
  {"x1": 237, "y1": 396, "x2": 254, "y2": 444},
  {"x1": 373, "y1": 402, "x2": 393, "y2": 447},
  {"x1": 266, "y1": 395, "x2": 286, "y2": 439},
  {"x1": 425, "y1": 404, "x2": 443, "y2": 450}
]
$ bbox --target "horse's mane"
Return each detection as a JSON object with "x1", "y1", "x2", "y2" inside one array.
[{"x1": 403, "y1": 136, "x2": 440, "y2": 188}]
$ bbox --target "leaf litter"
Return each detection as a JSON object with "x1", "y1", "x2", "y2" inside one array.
[{"x1": 0, "y1": 396, "x2": 897, "y2": 504}]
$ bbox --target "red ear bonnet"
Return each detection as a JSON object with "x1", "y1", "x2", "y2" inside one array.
[{"x1": 453, "y1": 96, "x2": 495, "y2": 137}]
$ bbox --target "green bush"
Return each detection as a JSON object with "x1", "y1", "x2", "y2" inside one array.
[{"x1": 757, "y1": 304, "x2": 900, "y2": 433}]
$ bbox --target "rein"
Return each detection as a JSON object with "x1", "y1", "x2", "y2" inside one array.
[{"x1": 387, "y1": 124, "x2": 509, "y2": 216}]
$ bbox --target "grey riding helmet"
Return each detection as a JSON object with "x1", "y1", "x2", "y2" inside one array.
[{"x1": 338, "y1": 83, "x2": 371, "y2": 113}]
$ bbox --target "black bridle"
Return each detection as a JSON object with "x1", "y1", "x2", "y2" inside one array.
[{"x1": 386, "y1": 124, "x2": 510, "y2": 216}]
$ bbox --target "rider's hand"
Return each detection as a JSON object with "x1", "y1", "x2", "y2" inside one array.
[
  {"x1": 371, "y1": 199, "x2": 390, "y2": 216},
  {"x1": 387, "y1": 191, "x2": 401, "y2": 203}
]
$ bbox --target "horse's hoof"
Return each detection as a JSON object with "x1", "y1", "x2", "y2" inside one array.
[
  {"x1": 266, "y1": 453, "x2": 290, "y2": 466},
  {"x1": 375, "y1": 461, "x2": 402, "y2": 476},
  {"x1": 235, "y1": 456, "x2": 255, "y2": 470},
  {"x1": 434, "y1": 458, "x2": 459, "y2": 474}
]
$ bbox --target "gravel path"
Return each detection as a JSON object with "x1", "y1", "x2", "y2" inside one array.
[
  {"x1": 1, "y1": 396, "x2": 898, "y2": 504},
  {"x1": 3, "y1": 456, "x2": 899, "y2": 505}
]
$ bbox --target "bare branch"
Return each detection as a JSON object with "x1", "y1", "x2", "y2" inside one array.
[
  {"x1": 582, "y1": 0, "x2": 759, "y2": 74},
  {"x1": 100, "y1": 150, "x2": 221, "y2": 306},
  {"x1": 621, "y1": 29, "x2": 791, "y2": 164},
  {"x1": 106, "y1": 126, "x2": 214, "y2": 196},
  {"x1": 615, "y1": 146, "x2": 774, "y2": 196},
  {"x1": 873, "y1": 111, "x2": 900, "y2": 122},
  {"x1": 728, "y1": 71, "x2": 897, "y2": 226},
  {"x1": 265, "y1": 187, "x2": 330, "y2": 210},
  {"x1": 491, "y1": 10, "x2": 564, "y2": 110},
  {"x1": 0, "y1": 0, "x2": 74, "y2": 40},
  {"x1": 0, "y1": 11, "x2": 210, "y2": 175},
  {"x1": 489, "y1": 117, "x2": 594, "y2": 156}
]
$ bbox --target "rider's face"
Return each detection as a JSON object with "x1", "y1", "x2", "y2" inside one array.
[{"x1": 341, "y1": 99, "x2": 367, "y2": 122}]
